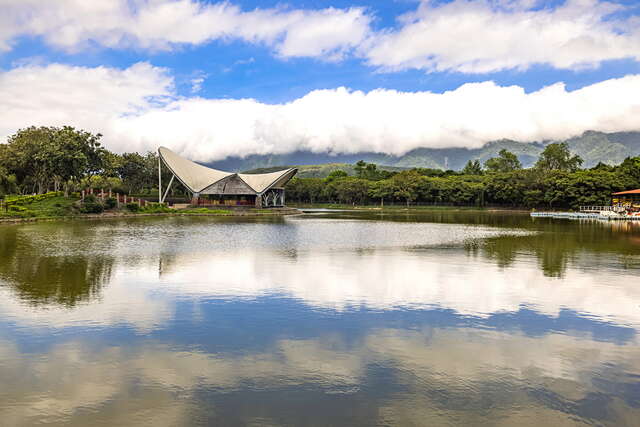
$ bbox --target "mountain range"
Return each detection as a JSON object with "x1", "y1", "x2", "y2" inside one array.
[{"x1": 209, "y1": 131, "x2": 640, "y2": 176}]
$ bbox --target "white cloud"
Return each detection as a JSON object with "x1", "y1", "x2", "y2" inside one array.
[
  {"x1": 364, "y1": 0, "x2": 640, "y2": 73},
  {"x1": 1, "y1": 0, "x2": 639, "y2": 73},
  {"x1": 0, "y1": 62, "x2": 173, "y2": 153},
  {"x1": 0, "y1": 0, "x2": 371, "y2": 59},
  {"x1": 190, "y1": 77, "x2": 204, "y2": 93},
  {"x1": 0, "y1": 62, "x2": 639, "y2": 159}
]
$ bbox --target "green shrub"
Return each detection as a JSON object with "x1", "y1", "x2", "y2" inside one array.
[
  {"x1": 81, "y1": 201, "x2": 104, "y2": 214},
  {"x1": 181, "y1": 208, "x2": 230, "y2": 214},
  {"x1": 140, "y1": 202, "x2": 172, "y2": 213},
  {"x1": 104, "y1": 197, "x2": 117, "y2": 209},
  {"x1": 5, "y1": 205, "x2": 36, "y2": 217},
  {"x1": 5, "y1": 191, "x2": 63, "y2": 205},
  {"x1": 80, "y1": 194, "x2": 104, "y2": 213},
  {"x1": 125, "y1": 202, "x2": 140, "y2": 212}
]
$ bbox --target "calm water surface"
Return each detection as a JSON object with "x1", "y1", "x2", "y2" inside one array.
[{"x1": 0, "y1": 210, "x2": 639, "y2": 426}]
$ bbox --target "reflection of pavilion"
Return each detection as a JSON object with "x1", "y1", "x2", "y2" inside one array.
[{"x1": 158, "y1": 147, "x2": 297, "y2": 207}]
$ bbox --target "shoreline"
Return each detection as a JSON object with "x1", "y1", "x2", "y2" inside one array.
[
  {"x1": 291, "y1": 204, "x2": 532, "y2": 213},
  {"x1": 0, "y1": 204, "x2": 546, "y2": 225},
  {"x1": 0, "y1": 207, "x2": 302, "y2": 225}
]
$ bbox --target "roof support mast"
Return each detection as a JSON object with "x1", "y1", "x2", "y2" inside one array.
[
  {"x1": 158, "y1": 156, "x2": 162, "y2": 203},
  {"x1": 161, "y1": 175, "x2": 174, "y2": 204}
]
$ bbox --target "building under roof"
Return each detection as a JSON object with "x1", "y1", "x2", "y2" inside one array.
[
  {"x1": 158, "y1": 147, "x2": 297, "y2": 207},
  {"x1": 612, "y1": 189, "x2": 640, "y2": 210}
]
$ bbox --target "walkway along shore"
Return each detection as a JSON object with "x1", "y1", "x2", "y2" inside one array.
[{"x1": 530, "y1": 211, "x2": 640, "y2": 221}]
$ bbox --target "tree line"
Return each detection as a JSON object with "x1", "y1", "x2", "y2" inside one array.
[
  {"x1": 0, "y1": 126, "x2": 177, "y2": 197},
  {"x1": 286, "y1": 147, "x2": 640, "y2": 210},
  {"x1": 2, "y1": 125, "x2": 639, "y2": 210}
]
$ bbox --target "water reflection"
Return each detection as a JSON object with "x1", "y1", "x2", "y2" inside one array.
[
  {"x1": 1, "y1": 327, "x2": 639, "y2": 425},
  {"x1": 0, "y1": 225, "x2": 115, "y2": 307},
  {"x1": 0, "y1": 213, "x2": 639, "y2": 425}
]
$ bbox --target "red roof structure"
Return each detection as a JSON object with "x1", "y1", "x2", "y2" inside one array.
[{"x1": 612, "y1": 189, "x2": 640, "y2": 195}]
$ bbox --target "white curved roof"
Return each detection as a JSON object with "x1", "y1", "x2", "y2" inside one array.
[
  {"x1": 238, "y1": 169, "x2": 298, "y2": 193},
  {"x1": 159, "y1": 147, "x2": 297, "y2": 194}
]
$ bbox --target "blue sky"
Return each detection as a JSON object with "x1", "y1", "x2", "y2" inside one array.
[{"x1": 1, "y1": 0, "x2": 639, "y2": 160}]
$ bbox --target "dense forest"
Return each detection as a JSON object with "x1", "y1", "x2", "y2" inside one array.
[
  {"x1": 1, "y1": 126, "x2": 639, "y2": 210},
  {"x1": 286, "y1": 148, "x2": 640, "y2": 210},
  {"x1": 0, "y1": 126, "x2": 174, "y2": 198}
]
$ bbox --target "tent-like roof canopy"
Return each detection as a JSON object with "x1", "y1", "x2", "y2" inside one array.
[
  {"x1": 612, "y1": 189, "x2": 640, "y2": 195},
  {"x1": 158, "y1": 147, "x2": 297, "y2": 194}
]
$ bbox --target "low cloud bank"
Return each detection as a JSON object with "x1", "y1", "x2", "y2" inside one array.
[{"x1": 1, "y1": 63, "x2": 639, "y2": 161}]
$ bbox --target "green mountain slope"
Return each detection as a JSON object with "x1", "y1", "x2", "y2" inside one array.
[
  {"x1": 564, "y1": 131, "x2": 640, "y2": 167},
  {"x1": 243, "y1": 163, "x2": 408, "y2": 178},
  {"x1": 210, "y1": 130, "x2": 640, "y2": 172}
]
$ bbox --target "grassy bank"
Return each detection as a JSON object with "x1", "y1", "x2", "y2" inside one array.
[
  {"x1": 1, "y1": 193, "x2": 78, "y2": 218},
  {"x1": 0, "y1": 192, "x2": 300, "y2": 223}
]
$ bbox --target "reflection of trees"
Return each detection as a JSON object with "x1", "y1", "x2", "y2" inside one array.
[
  {"x1": 313, "y1": 210, "x2": 531, "y2": 228},
  {"x1": 0, "y1": 225, "x2": 114, "y2": 307},
  {"x1": 479, "y1": 220, "x2": 640, "y2": 277}
]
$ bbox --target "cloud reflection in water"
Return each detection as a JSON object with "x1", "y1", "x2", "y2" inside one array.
[{"x1": 0, "y1": 214, "x2": 639, "y2": 425}]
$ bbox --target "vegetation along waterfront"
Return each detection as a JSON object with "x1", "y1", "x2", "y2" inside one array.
[
  {"x1": 2, "y1": 126, "x2": 640, "y2": 218},
  {"x1": 284, "y1": 149, "x2": 640, "y2": 209}
]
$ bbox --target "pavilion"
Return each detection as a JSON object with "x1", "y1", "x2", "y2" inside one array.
[
  {"x1": 612, "y1": 189, "x2": 640, "y2": 213},
  {"x1": 158, "y1": 147, "x2": 297, "y2": 208}
]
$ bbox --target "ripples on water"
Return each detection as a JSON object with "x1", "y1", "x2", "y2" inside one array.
[{"x1": 0, "y1": 211, "x2": 639, "y2": 426}]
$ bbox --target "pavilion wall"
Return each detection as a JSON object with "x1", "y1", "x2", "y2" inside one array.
[{"x1": 201, "y1": 175, "x2": 256, "y2": 195}]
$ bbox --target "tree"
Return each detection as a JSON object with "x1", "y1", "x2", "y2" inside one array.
[
  {"x1": 535, "y1": 142, "x2": 583, "y2": 172},
  {"x1": 484, "y1": 149, "x2": 522, "y2": 173},
  {"x1": 616, "y1": 156, "x2": 640, "y2": 189},
  {"x1": 327, "y1": 177, "x2": 370, "y2": 205},
  {"x1": 118, "y1": 153, "x2": 146, "y2": 194},
  {"x1": 325, "y1": 170, "x2": 348, "y2": 183},
  {"x1": 462, "y1": 160, "x2": 483, "y2": 175},
  {"x1": 4, "y1": 126, "x2": 56, "y2": 193},
  {"x1": 414, "y1": 168, "x2": 445, "y2": 177},
  {"x1": 286, "y1": 177, "x2": 325, "y2": 203},
  {"x1": 0, "y1": 166, "x2": 17, "y2": 196},
  {"x1": 49, "y1": 126, "x2": 104, "y2": 195},
  {"x1": 484, "y1": 169, "x2": 542, "y2": 207},
  {"x1": 354, "y1": 160, "x2": 368, "y2": 178},
  {"x1": 354, "y1": 160, "x2": 388, "y2": 180},
  {"x1": 390, "y1": 170, "x2": 423, "y2": 206},
  {"x1": 369, "y1": 179, "x2": 394, "y2": 206},
  {"x1": 117, "y1": 152, "x2": 159, "y2": 194},
  {"x1": 2, "y1": 126, "x2": 103, "y2": 195}
]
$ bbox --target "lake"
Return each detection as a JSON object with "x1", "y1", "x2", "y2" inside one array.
[{"x1": 0, "y1": 210, "x2": 639, "y2": 426}]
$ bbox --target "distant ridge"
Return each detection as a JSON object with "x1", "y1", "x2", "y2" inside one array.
[
  {"x1": 208, "y1": 130, "x2": 640, "y2": 174},
  {"x1": 242, "y1": 163, "x2": 409, "y2": 178}
]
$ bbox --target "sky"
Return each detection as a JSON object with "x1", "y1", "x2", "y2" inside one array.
[{"x1": 0, "y1": 0, "x2": 639, "y2": 161}]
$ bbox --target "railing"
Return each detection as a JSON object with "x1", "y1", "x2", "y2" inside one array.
[
  {"x1": 82, "y1": 188, "x2": 151, "y2": 207},
  {"x1": 196, "y1": 198, "x2": 254, "y2": 206},
  {"x1": 580, "y1": 205, "x2": 624, "y2": 212}
]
